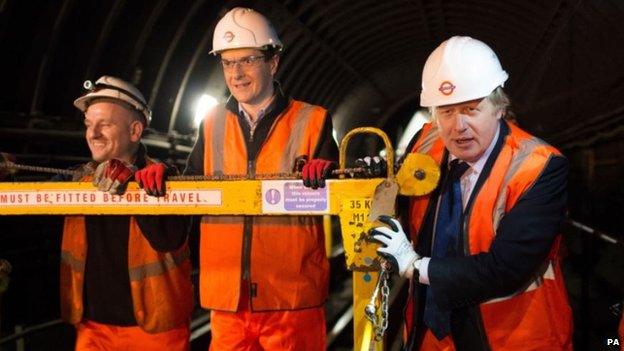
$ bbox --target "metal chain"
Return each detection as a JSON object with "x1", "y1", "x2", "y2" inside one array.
[
  {"x1": 0, "y1": 162, "x2": 76, "y2": 176},
  {"x1": 0, "y1": 161, "x2": 367, "y2": 180},
  {"x1": 364, "y1": 265, "x2": 390, "y2": 342},
  {"x1": 378, "y1": 268, "x2": 390, "y2": 341},
  {"x1": 364, "y1": 270, "x2": 382, "y2": 324}
]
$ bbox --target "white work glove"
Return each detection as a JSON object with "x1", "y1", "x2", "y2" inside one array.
[
  {"x1": 93, "y1": 159, "x2": 137, "y2": 195},
  {"x1": 370, "y1": 215, "x2": 419, "y2": 277}
]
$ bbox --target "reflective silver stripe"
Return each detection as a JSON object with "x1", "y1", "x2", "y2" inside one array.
[
  {"x1": 210, "y1": 105, "x2": 228, "y2": 176},
  {"x1": 128, "y1": 249, "x2": 190, "y2": 281},
  {"x1": 492, "y1": 137, "x2": 545, "y2": 229},
  {"x1": 60, "y1": 250, "x2": 85, "y2": 273},
  {"x1": 280, "y1": 103, "x2": 317, "y2": 172},
  {"x1": 483, "y1": 260, "x2": 555, "y2": 304},
  {"x1": 486, "y1": 136, "x2": 553, "y2": 304},
  {"x1": 416, "y1": 124, "x2": 440, "y2": 154}
]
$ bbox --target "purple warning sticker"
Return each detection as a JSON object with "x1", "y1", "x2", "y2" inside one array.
[
  {"x1": 261, "y1": 180, "x2": 329, "y2": 214},
  {"x1": 265, "y1": 188, "x2": 281, "y2": 205},
  {"x1": 283, "y1": 182, "x2": 328, "y2": 211}
]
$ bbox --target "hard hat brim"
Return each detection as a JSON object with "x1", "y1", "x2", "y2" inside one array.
[{"x1": 73, "y1": 89, "x2": 151, "y2": 125}]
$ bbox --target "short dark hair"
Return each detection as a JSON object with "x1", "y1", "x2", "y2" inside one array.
[{"x1": 262, "y1": 46, "x2": 281, "y2": 61}]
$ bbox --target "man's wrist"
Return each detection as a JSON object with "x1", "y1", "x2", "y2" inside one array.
[
  {"x1": 404, "y1": 256, "x2": 421, "y2": 279},
  {"x1": 412, "y1": 257, "x2": 422, "y2": 280}
]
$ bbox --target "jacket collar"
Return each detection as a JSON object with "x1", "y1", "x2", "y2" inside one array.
[{"x1": 225, "y1": 82, "x2": 289, "y2": 117}]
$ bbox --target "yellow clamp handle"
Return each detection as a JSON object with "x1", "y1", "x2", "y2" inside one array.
[{"x1": 338, "y1": 127, "x2": 394, "y2": 178}]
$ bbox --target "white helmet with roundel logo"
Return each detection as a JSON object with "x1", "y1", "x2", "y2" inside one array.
[
  {"x1": 211, "y1": 7, "x2": 282, "y2": 55},
  {"x1": 420, "y1": 36, "x2": 508, "y2": 107}
]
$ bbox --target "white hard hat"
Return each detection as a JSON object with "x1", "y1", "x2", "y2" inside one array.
[
  {"x1": 211, "y1": 7, "x2": 282, "y2": 55},
  {"x1": 73, "y1": 76, "x2": 152, "y2": 126},
  {"x1": 420, "y1": 36, "x2": 508, "y2": 107}
]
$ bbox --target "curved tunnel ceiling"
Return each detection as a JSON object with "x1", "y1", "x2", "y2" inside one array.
[{"x1": 2, "y1": 0, "x2": 624, "y2": 162}]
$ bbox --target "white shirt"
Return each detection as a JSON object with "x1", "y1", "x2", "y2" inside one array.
[
  {"x1": 238, "y1": 95, "x2": 276, "y2": 138},
  {"x1": 449, "y1": 125, "x2": 500, "y2": 209},
  {"x1": 417, "y1": 124, "x2": 501, "y2": 284}
]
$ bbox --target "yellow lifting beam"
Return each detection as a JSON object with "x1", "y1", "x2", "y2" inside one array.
[{"x1": 0, "y1": 127, "x2": 440, "y2": 350}]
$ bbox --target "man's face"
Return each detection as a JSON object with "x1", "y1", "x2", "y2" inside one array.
[
  {"x1": 220, "y1": 48, "x2": 278, "y2": 105},
  {"x1": 435, "y1": 98, "x2": 502, "y2": 163},
  {"x1": 84, "y1": 101, "x2": 142, "y2": 163}
]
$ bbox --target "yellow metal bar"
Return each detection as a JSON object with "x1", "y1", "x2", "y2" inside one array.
[
  {"x1": 324, "y1": 215, "x2": 333, "y2": 258},
  {"x1": 0, "y1": 127, "x2": 436, "y2": 350},
  {"x1": 338, "y1": 127, "x2": 397, "y2": 350},
  {"x1": 0, "y1": 179, "x2": 384, "y2": 216},
  {"x1": 0, "y1": 178, "x2": 387, "y2": 349},
  {"x1": 355, "y1": 271, "x2": 384, "y2": 351}
]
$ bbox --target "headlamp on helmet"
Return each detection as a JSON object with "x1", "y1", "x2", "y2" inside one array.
[{"x1": 74, "y1": 76, "x2": 152, "y2": 126}]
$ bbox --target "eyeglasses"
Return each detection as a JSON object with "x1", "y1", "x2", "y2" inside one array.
[{"x1": 220, "y1": 55, "x2": 265, "y2": 69}]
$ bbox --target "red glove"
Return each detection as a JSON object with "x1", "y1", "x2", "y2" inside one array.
[
  {"x1": 135, "y1": 163, "x2": 168, "y2": 197},
  {"x1": 302, "y1": 159, "x2": 336, "y2": 189},
  {"x1": 93, "y1": 159, "x2": 137, "y2": 195}
]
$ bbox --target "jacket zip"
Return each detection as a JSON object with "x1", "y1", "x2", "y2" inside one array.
[
  {"x1": 241, "y1": 161, "x2": 254, "y2": 285},
  {"x1": 239, "y1": 106, "x2": 287, "y2": 307}
]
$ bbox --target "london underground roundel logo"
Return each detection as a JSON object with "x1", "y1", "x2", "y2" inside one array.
[
  {"x1": 223, "y1": 31, "x2": 235, "y2": 43},
  {"x1": 438, "y1": 81, "x2": 456, "y2": 95}
]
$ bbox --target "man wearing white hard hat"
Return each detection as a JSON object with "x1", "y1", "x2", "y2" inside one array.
[
  {"x1": 370, "y1": 36, "x2": 572, "y2": 350},
  {"x1": 183, "y1": 8, "x2": 338, "y2": 350},
  {"x1": 61, "y1": 76, "x2": 193, "y2": 350}
]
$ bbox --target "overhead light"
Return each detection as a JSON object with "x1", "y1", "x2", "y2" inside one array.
[
  {"x1": 194, "y1": 94, "x2": 218, "y2": 128},
  {"x1": 396, "y1": 109, "x2": 430, "y2": 157}
]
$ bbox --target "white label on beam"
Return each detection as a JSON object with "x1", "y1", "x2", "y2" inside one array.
[
  {"x1": 0, "y1": 190, "x2": 222, "y2": 206},
  {"x1": 261, "y1": 180, "x2": 329, "y2": 214}
]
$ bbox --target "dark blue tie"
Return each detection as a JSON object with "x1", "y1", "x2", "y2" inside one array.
[{"x1": 423, "y1": 159, "x2": 469, "y2": 340}]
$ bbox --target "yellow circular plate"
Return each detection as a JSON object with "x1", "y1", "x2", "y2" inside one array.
[{"x1": 396, "y1": 153, "x2": 440, "y2": 196}]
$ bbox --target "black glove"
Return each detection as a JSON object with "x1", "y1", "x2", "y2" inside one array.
[
  {"x1": 355, "y1": 156, "x2": 387, "y2": 178},
  {"x1": 370, "y1": 215, "x2": 419, "y2": 276}
]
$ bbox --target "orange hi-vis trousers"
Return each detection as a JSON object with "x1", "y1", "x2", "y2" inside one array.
[
  {"x1": 75, "y1": 320, "x2": 189, "y2": 351},
  {"x1": 209, "y1": 304, "x2": 326, "y2": 351}
]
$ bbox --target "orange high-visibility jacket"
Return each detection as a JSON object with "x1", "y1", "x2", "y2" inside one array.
[
  {"x1": 60, "y1": 163, "x2": 193, "y2": 333},
  {"x1": 199, "y1": 100, "x2": 330, "y2": 311},
  {"x1": 406, "y1": 121, "x2": 572, "y2": 350}
]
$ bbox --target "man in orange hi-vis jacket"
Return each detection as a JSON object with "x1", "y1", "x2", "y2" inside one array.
[
  {"x1": 370, "y1": 36, "x2": 573, "y2": 350},
  {"x1": 183, "y1": 7, "x2": 338, "y2": 351},
  {"x1": 61, "y1": 76, "x2": 192, "y2": 350}
]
